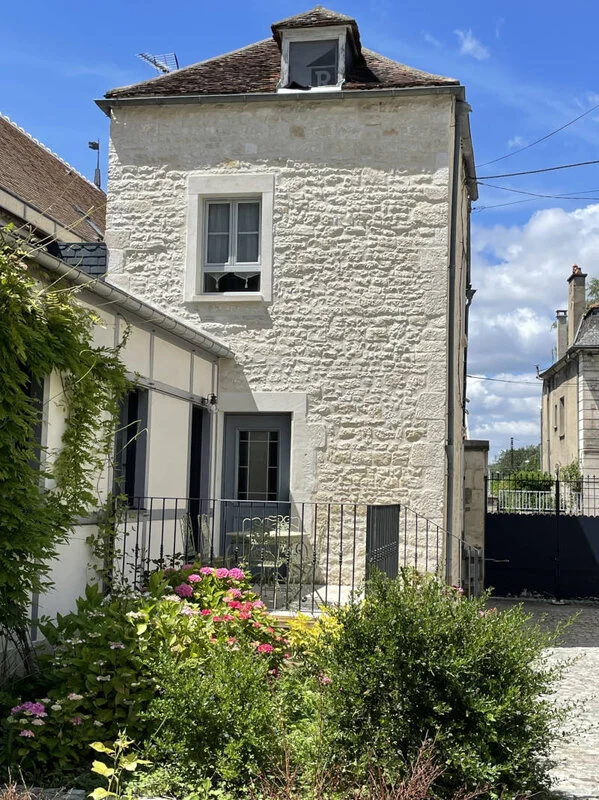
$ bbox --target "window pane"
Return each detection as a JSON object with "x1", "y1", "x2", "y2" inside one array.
[
  {"x1": 237, "y1": 202, "x2": 259, "y2": 233},
  {"x1": 207, "y1": 203, "x2": 230, "y2": 233},
  {"x1": 207, "y1": 234, "x2": 229, "y2": 264},
  {"x1": 289, "y1": 40, "x2": 338, "y2": 88},
  {"x1": 237, "y1": 233, "x2": 259, "y2": 263},
  {"x1": 236, "y1": 430, "x2": 280, "y2": 501}
]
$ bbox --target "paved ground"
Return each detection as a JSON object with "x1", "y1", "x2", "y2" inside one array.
[{"x1": 493, "y1": 599, "x2": 599, "y2": 799}]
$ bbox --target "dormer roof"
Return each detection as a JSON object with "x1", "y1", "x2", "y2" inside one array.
[
  {"x1": 103, "y1": 6, "x2": 458, "y2": 101},
  {"x1": 271, "y1": 6, "x2": 361, "y2": 52}
]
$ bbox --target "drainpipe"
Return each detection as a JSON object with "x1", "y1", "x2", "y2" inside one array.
[{"x1": 445, "y1": 99, "x2": 463, "y2": 582}]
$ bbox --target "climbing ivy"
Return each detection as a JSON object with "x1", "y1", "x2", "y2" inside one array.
[{"x1": 0, "y1": 233, "x2": 130, "y2": 657}]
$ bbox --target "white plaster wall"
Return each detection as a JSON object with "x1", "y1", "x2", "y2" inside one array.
[
  {"x1": 106, "y1": 95, "x2": 460, "y2": 530},
  {"x1": 146, "y1": 392, "x2": 191, "y2": 498},
  {"x1": 153, "y1": 335, "x2": 191, "y2": 390},
  {"x1": 38, "y1": 525, "x2": 98, "y2": 621}
]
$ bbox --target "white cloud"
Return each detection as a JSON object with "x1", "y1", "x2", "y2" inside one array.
[
  {"x1": 454, "y1": 29, "x2": 490, "y2": 60},
  {"x1": 507, "y1": 135, "x2": 526, "y2": 149},
  {"x1": 468, "y1": 203, "x2": 599, "y2": 456},
  {"x1": 423, "y1": 32, "x2": 442, "y2": 48}
]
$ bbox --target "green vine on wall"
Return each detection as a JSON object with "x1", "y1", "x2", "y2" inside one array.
[{"x1": 0, "y1": 232, "x2": 130, "y2": 657}]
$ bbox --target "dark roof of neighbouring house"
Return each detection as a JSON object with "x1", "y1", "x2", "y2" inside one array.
[
  {"x1": 0, "y1": 114, "x2": 106, "y2": 240},
  {"x1": 574, "y1": 306, "x2": 599, "y2": 348},
  {"x1": 104, "y1": 6, "x2": 459, "y2": 100},
  {"x1": 46, "y1": 241, "x2": 107, "y2": 278}
]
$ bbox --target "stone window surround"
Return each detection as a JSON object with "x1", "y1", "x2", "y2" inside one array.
[
  {"x1": 186, "y1": 173, "x2": 274, "y2": 303},
  {"x1": 277, "y1": 26, "x2": 350, "y2": 93}
]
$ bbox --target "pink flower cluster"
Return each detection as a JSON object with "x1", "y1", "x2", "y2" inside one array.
[
  {"x1": 174, "y1": 583, "x2": 194, "y2": 598},
  {"x1": 11, "y1": 701, "x2": 46, "y2": 717}
]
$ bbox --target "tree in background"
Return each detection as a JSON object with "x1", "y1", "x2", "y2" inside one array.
[
  {"x1": 489, "y1": 443, "x2": 541, "y2": 474},
  {"x1": 587, "y1": 276, "x2": 599, "y2": 307}
]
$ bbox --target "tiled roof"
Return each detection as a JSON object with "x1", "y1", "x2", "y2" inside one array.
[
  {"x1": 47, "y1": 241, "x2": 107, "y2": 278},
  {"x1": 105, "y1": 38, "x2": 458, "y2": 100},
  {"x1": 271, "y1": 6, "x2": 360, "y2": 49},
  {"x1": 574, "y1": 307, "x2": 599, "y2": 348},
  {"x1": 0, "y1": 114, "x2": 105, "y2": 240}
]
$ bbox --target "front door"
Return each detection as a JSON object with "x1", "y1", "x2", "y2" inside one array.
[{"x1": 222, "y1": 413, "x2": 291, "y2": 558}]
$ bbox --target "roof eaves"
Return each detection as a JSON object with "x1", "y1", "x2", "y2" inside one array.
[{"x1": 96, "y1": 82, "x2": 465, "y2": 115}]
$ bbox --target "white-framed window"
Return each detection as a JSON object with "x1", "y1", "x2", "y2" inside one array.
[
  {"x1": 186, "y1": 173, "x2": 274, "y2": 303},
  {"x1": 277, "y1": 26, "x2": 350, "y2": 92}
]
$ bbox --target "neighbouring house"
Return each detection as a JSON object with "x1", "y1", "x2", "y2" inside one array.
[
  {"x1": 0, "y1": 113, "x2": 232, "y2": 622},
  {"x1": 541, "y1": 265, "x2": 599, "y2": 476},
  {"x1": 97, "y1": 5, "x2": 480, "y2": 581}
]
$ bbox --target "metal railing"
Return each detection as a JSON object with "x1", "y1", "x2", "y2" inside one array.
[
  {"x1": 105, "y1": 497, "x2": 478, "y2": 611},
  {"x1": 486, "y1": 472, "x2": 596, "y2": 515}
]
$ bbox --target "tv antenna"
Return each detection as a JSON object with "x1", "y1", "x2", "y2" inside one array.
[{"x1": 137, "y1": 52, "x2": 179, "y2": 74}]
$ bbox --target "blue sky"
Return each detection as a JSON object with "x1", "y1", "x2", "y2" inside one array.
[{"x1": 3, "y1": 0, "x2": 599, "y2": 461}]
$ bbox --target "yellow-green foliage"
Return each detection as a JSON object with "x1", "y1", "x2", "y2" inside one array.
[{"x1": 285, "y1": 610, "x2": 342, "y2": 656}]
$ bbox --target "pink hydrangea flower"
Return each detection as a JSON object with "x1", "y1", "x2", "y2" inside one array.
[
  {"x1": 70, "y1": 716, "x2": 83, "y2": 725},
  {"x1": 222, "y1": 614, "x2": 235, "y2": 622},
  {"x1": 201, "y1": 609, "x2": 212, "y2": 616},
  {"x1": 228, "y1": 568, "x2": 245, "y2": 581},
  {"x1": 31, "y1": 719, "x2": 45, "y2": 726},
  {"x1": 187, "y1": 574, "x2": 202, "y2": 583},
  {"x1": 228, "y1": 600, "x2": 242, "y2": 609},
  {"x1": 180, "y1": 605, "x2": 199, "y2": 616},
  {"x1": 174, "y1": 583, "x2": 193, "y2": 598},
  {"x1": 19, "y1": 730, "x2": 34, "y2": 738},
  {"x1": 318, "y1": 674, "x2": 332, "y2": 686},
  {"x1": 200, "y1": 567, "x2": 214, "y2": 575},
  {"x1": 183, "y1": 563, "x2": 194, "y2": 569},
  {"x1": 212, "y1": 615, "x2": 223, "y2": 622},
  {"x1": 253, "y1": 600, "x2": 266, "y2": 609},
  {"x1": 227, "y1": 637, "x2": 237, "y2": 646},
  {"x1": 11, "y1": 702, "x2": 46, "y2": 718},
  {"x1": 216, "y1": 568, "x2": 229, "y2": 579},
  {"x1": 239, "y1": 611, "x2": 251, "y2": 620},
  {"x1": 228, "y1": 588, "x2": 242, "y2": 598},
  {"x1": 256, "y1": 643, "x2": 274, "y2": 654}
]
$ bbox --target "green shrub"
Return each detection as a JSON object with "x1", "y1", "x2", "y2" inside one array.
[
  {"x1": 312, "y1": 571, "x2": 567, "y2": 796},
  {"x1": 135, "y1": 644, "x2": 281, "y2": 794},
  {"x1": 3, "y1": 567, "x2": 289, "y2": 784}
]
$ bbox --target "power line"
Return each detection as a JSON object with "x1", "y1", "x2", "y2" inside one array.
[
  {"x1": 477, "y1": 181, "x2": 599, "y2": 201},
  {"x1": 467, "y1": 374, "x2": 539, "y2": 386},
  {"x1": 476, "y1": 101, "x2": 599, "y2": 168},
  {"x1": 478, "y1": 158, "x2": 599, "y2": 180}
]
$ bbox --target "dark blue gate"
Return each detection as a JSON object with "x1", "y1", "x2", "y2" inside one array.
[
  {"x1": 485, "y1": 511, "x2": 599, "y2": 599},
  {"x1": 366, "y1": 504, "x2": 400, "y2": 579}
]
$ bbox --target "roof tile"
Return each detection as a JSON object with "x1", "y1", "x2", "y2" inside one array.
[{"x1": 0, "y1": 115, "x2": 105, "y2": 240}]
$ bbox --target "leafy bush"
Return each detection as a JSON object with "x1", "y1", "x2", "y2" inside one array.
[
  {"x1": 312, "y1": 571, "x2": 567, "y2": 796},
  {"x1": 3, "y1": 567, "x2": 289, "y2": 783},
  {"x1": 511, "y1": 470, "x2": 554, "y2": 492}
]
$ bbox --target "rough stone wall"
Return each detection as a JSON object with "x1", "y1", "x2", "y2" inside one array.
[{"x1": 105, "y1": 95, "x2": 459, "y2": 531}]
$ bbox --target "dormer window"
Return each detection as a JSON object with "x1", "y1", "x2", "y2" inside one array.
[
  {"x1": 277, "y1": 25, "x2": 352, "y2": 92},
  {"x1": 288, "y1": 40, "x2": 338, "y2": 88}
]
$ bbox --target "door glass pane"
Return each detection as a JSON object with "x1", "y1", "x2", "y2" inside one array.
[{"x1": 237, "y1": 430, "x2": 279, "y2": 501}]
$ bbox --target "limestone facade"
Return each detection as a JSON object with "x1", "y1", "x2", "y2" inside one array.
[{"x1": 104, "y1": 91, "x2": 475, "y2": 549}]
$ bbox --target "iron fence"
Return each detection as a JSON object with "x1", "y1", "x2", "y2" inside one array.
[
  {"x1": 104, "y1": 497, "x2": 477, "y2": 611},
  {"x1": 486, "y1": 472, "x2": 599, "y2": 516}
]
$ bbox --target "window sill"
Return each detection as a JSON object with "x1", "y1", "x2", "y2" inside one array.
[{"x1": 188, "y1": 293, "x2": 269, "y2": 304}]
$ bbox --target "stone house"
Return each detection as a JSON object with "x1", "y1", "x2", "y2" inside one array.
[
  {"x1": 541, "y1": 266, "x2": 599, "y2": 476},
  {"x1": 97, "y1": 5, "x2": 480, "y2": 577}
]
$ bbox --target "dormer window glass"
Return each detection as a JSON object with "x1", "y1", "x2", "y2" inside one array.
[{"x1": 288, "y1": 40, "x2": 338, "y2": 88}]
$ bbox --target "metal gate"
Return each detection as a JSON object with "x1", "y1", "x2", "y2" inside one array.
[
  {"x1": 486, "y1": 475, "x2": 599, "y2": 599},
  {"x1": 366, "y1": 504, "x2": 400, "y2": 579}
]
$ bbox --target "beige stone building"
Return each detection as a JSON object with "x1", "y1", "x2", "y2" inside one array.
[
  {"x1": 541, "y1": 266, "x2": 599, "y2": 476},
  {"x1": 97, "y1": 5, "x2": 479, "y2": 573}
]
